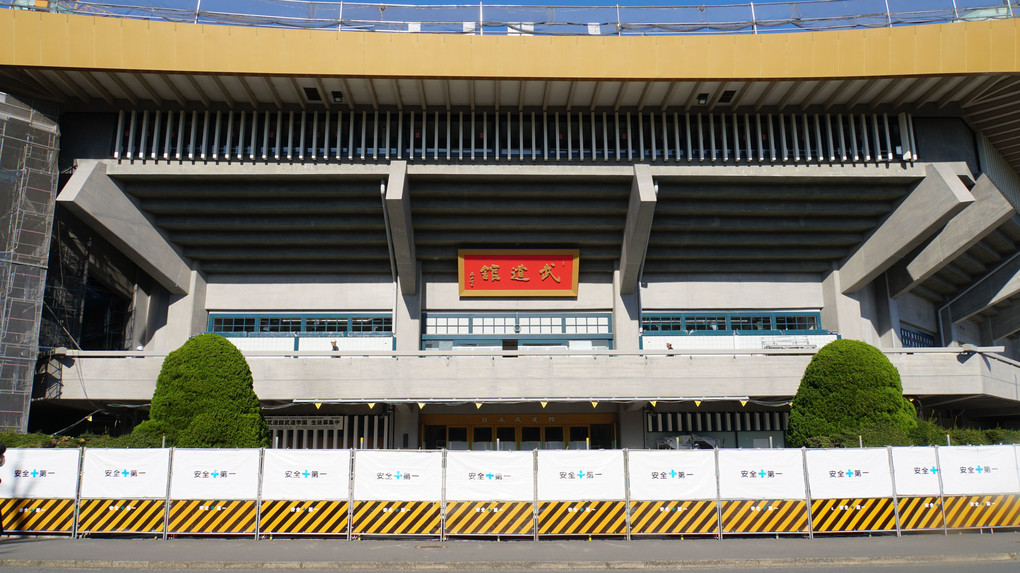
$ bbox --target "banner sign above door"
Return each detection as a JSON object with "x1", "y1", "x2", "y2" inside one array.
[{"x1": 458, "y1": 250, "x2": 580, "y2": 297}]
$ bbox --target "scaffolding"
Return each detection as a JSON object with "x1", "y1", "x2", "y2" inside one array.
[{"x1": 0, "y1": 94, "x2": 59, "y2": 433}]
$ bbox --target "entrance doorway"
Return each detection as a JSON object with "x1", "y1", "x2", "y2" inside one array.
[{"x1": 420, "y1": 413, "x2": 616, "y2": 450}]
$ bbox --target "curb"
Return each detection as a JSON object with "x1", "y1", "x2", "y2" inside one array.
[{"x1": 3, "y1": 553, "x2": 1019, "y2": 570}]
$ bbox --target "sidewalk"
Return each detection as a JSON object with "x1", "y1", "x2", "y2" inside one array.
[{"x1": 1, "y1": 532, "x2": 1020, "y2": 570}]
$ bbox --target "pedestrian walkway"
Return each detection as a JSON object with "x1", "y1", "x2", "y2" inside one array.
[{"x1": 1, "y1": 531, "x2": 1019, "y2": 570}]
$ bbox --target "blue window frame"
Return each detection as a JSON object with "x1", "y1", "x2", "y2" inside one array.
[
  {"x1": 209, "y1": 313, "x2": 392, "y2": 337},
  {"x1": 422, "y1": 312, "x2": 613, "y2": 349},
  {"x1": 641, "y1": 311, "x2": 825, "y2": 336},
  {"x1": 901, "y1": 327, "x2": 936, "y2": 348}
]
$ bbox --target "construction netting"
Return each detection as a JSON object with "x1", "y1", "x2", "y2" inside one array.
[
  {"x1": 0, "y1": 95, "x2": 59, "y2": 433},
  {"x1": 2, "y1": 0, "x2": 1016, "y2": 35}
]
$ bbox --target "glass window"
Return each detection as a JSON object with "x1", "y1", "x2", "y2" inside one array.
[
  {"x1": 775, "y1": 314, "x2": 818, "y2": 331},
  {"x1": 210, "y1": 317, "x2": 256, "y2": 333},
  {"x1": 260, "y1": 317, "x2": 303, "y2": 333},
  {"x1": 901, "y1": 327, "x2": 936, "y2": 348},
  {"x1": 306, "y1": 318, "x2": 348, "y2": 333},
  {"x1": 688, "y1": 316, "x2": 726, "y2": 331}
]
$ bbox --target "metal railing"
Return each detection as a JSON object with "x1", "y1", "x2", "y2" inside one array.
[{"x1": 3, "y1": 0, "x2": 1017, "y2": 35}]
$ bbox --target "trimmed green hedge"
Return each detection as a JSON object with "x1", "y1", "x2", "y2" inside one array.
[
  {"x1": 130, "y1": 333, "x2": 270, "y2": 448},
  {"x1": 788, "y1": 339, "x2": 917, "y2": 447}
]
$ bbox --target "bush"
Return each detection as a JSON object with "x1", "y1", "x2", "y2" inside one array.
[
  {"x1": 787, "y1": 339, "x2": 917, "y2": 447},
  {"x1": 131, "y1": 333, "x2": 269, "y2": 448}
]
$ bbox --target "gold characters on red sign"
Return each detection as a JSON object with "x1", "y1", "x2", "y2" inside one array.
[{"x1": 539, "y1": 263, "x2": 561, "y2": 283}]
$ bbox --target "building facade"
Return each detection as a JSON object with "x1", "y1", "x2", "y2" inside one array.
[{"x1": 3, "y1": 3, "x2": 1020, "y2": 449}]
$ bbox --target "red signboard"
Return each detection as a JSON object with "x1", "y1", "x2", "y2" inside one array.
[{"x1": 458, "y1": 250, "x2": 580, "y2": 297}]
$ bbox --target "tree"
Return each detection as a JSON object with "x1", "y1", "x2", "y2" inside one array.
[
  {"x1": 787, "y1": 339, "x2": 917, "y2": 447},
  {"x1": 132, "y1": 333, "x2": 269, "y2": 448}
]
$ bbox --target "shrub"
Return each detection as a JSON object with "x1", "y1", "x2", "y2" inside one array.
[
  {"x1": 787, "y1": 339, "x2": 917, "y2": 447},
  {"x1": 131, "y1": 333, "x2": 269, "y2": 448}
]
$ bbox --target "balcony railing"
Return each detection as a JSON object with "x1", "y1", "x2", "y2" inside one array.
[{"x1": 4, "y1": 0, "x2": 1017, "y2": 36}]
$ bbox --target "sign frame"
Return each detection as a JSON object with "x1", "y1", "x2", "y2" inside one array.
[{"x1": 458, "y1": 249, "x2": 580, "y2": 298}]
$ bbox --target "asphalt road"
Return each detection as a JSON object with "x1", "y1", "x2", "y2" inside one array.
[{"x1": 1, "y1": 532, "x2": 1019, "y2": 570}]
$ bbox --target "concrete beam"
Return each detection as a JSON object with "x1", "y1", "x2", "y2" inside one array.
[
  {"x1": 889, "y1": 174, "x2": 1017, "y2": 298},
  {"x1": 840, "y1": 164, "x2": 974, "y2": 294},
  {"x1": 57, "y1": 160, "x2": 191, "y2": 295},
  {"x1": 385, "y1": 160, "x2": 416, "y2": 295},
  {"x1": 619, "y1": 164, "x2": 657, "y2": 295},
  {"x1": 990, "y1": 303, "x2": 1020, "y2": 340},
  {"x1": 949, "y1": 254, "x2": 1020, "y2": 324}
]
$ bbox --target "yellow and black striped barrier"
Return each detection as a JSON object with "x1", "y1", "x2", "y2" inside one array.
[
  {"x1": 350, "y1": 501, "x2": 441, "y2": 536},
  {"x1": 166, "y1": 500, "x2": 257, "y2": 535},
  {"x1": 628, "y1": 500, "x2": 719, "y2": 536},
  {"x1": 77, "y1": 499, "x2": 167, "y2": 534},
  {"x1": 720, "y1": 499, "x2": 809, "y2": 534},
  {"x1": 536, "y1": 501, "x2": 627, "y2": 536},
  {"x1": 809, "y1": 498, "x2": 896, "y2": 533},
  {"x1": 943, "y1": 495, "x2": 1020, "y2": 529},
  {"x1": 0, "y1": 498, "x2": 75, "y2": 534},
  {"x1": 896, "y1": 496, "x2": 945, "y2": 531},
  {"x1": 259, "y1": 500, "x2": 349, "y2": 536},
  {"x1": 444, "y1": 501, "x2": 534, "y2": 536}
]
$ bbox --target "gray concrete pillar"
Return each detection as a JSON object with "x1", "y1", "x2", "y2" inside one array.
[
  {"x1": 821, "y1": 267, "x2": 864, "y2": 341},
  {"x1": 613, "y1": 265, "x2": 641, "y2": 351},
  {"x1": 394, "y1": 271, "x2": 421, "y2": 351},
  {"x1": 392, "y1": 403, "x2": 419, "y2": 449},
  {"x1": 618, "y1": 404, "x2": 645, "y2": 449},
  {"x1": 165, "y1": 269, "x2": 208, "y2": 350}
]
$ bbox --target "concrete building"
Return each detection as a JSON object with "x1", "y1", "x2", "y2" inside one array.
[{"x1": 3, "y1": 2, "x2": 1020, "y2": 449}]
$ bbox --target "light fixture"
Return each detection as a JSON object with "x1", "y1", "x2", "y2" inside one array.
[
  {"x1": 331, "y1": 90, "x2": 344, "y2": 103},
  {"x1": 367, "y1": 403, "x2": 375, "y2": 409},
  {"x1": 696, "y1": 93, "x2": 709, "y2": 105}
]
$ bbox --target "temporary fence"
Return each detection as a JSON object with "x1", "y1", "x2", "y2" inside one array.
[{"x1": 1, "y1": 445, "x2": 1019, "y2": 539}]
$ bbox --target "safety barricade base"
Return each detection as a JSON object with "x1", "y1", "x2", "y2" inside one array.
[
  {"x1": 166, "y1": 500, "x2": 257, "y2": 535},
  {"x1": 444, "y1": 501, "x2": 534, "y2": 537},
  {"x1": 536, "y1": 501, "x2": 627, "y2": 537},
  {"x1": 77, "y1": 499, "x2": 167, "y2": 535},
  {"x1": 721, "y1": 499, "x2": 809, "y2": 535},
  {"x1": 943, "y1": 495, "x2": 1020, "y2": 530},
  {"x1": 809, "y1": 498, "x2": 897, "y2": 533},
  {"x1": 259, "y1": 500, "x2": 349, "y2": 536},
  {"x1": 350, "y1": 501, "x2": 441, "y2": 537},
  {"x1": 896, "y1": 496, "x2": 946, "y2": 531},
  {"x1": 628, "y1": 500, "x2": 719, "y2": 536},
  {"x1": 0, "y1": 498, "x2": 75, "y2": 535}
]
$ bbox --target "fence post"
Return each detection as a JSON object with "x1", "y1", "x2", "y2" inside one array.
[
  {"x1": 885, "y1": 0, "x2": 892, "y2": 27},
  {"x1": 616, "y1": 4, "x2": 621, "y2": 36},
  {"x1": 479, "y1": 2, "x2": 483, "y2": 36},
  {"x1": 801, "y1": 447, "x2": 814, "y2": 539},
  {"x1": 886, "y1": 446, "x2": 902, "y2": 538},
  {"x1": 750, "y1": 2, "x2": 757, "y2": 34},
  {"x1": 339, "y1": 1, "x2": 344, "y2": 32},
  {"x1": 194, "y1": 0, "x2": 201, "y2": 24}
]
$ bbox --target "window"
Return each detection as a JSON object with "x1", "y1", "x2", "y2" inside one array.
[
  {"x1": 261, "y1": 317, "x2": 303, "y2": 333},
  {"x1": 774, "y1": 315, "x2": 818, "y2": 331},
  {"x1": 208, "y1": 313, "x2": 391, "y2": 337},
  {"x1": 901, "y1": 327, "x2": 936, "y2": 348},
  {"x1": 641, "y1": 311, "x2": 823, "y2": 335},
  {"x1": 210, "y1": 316, "x2": 256, "y2": 333},
  {"x1": 306, "y1": 318, "x2": 348, "y2": 333}
]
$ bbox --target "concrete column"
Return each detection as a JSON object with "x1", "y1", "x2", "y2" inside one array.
[
  {"x1": 618, "y1": 404, "x2": 645, "y2": 449},
  {"x1": 394, "y1": 266, "x2": 422, "y2": 351},
  {"x1": 821, "y1": 266, "x2": 864, "y2": 341},
  {"x1": 129, "y1": 277, "x2": 169, "y2": 350},
  {"x1": 612, "y1": 265, "x2": 641, "y2": 351},
  {"x1": 873, "y1": 274, "x2": 902, "y2": 348},
  {"x1": 392, "y1": 403, "x2": 419, "y2": 449},
  {"x1": 165, "y1": 269, "x2": 208, "y2": 351}
]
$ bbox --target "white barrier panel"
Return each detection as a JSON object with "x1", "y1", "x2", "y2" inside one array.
[
  {"x1": 937, "y1": 445, "x2": 1020, "y2": 495},
  {"x1": 805, "y1": 448, "x2": 893, "y2": 499},
  {"x1": 0, "y1": 448, "x2": 81, "y2": 499},
  {"x1": 79, "y1": 448, "x2": 171, "y2": 499},
  {"x1": 168, "y1": 449, "x2": 261, "y2": 500},
  {"x1": 890, "y1": 447, "x2": 941, "y2": 496},
  {"x1": 261, "y1": 449, "x2": 352, "y2": 501},
  {"x1": 627, "y1": 450, "x2": 717, "y2": 501},
  {"x1": 717, "y1": 449, "x2": 806, "y2": 500},
  {"x1": 536, "y1": 450, "x2": 625, "y2": 501},
  {"x1": 352, "y1": 450, "x2": 443, "y2": 502},
  {"x1": 445, "y1": 451, "x2": 534, "y2": 502}
]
